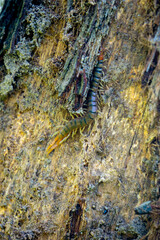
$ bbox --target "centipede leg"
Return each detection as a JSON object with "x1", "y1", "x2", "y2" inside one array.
[
  {"x1": 72, "y1": 128, "x2": 78, "y2": 137},
  {"x1": 49, "y1": 130, "x2": 61, "y2": 138},
  {"x1": 79, "y1": 126, "x2": 86, "y2": 136},
  {"x1": 87, "y1": 123, "x2": 93, "y2": 134},
  {"x1": 70, "y1": 113, "x2": 75, "y2": 119}
]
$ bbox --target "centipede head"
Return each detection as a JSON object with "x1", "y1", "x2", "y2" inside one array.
[{"x1": 98, "y1": 49, "x2": 104, "y2": 61}]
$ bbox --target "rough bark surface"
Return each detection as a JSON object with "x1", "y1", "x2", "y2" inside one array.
[{"x1": 0, "y1": 0, "x2": 159, "y2": 240}]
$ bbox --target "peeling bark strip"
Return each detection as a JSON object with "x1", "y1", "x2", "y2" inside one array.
[
  {"x1": 141, "y1": 48, "x2": 159, "y2": 87},
  {"x1": 0, "y1": 0, "x2": 25, "y2": 56},
  {"x1": 74, "y1": 69, "x2": 88, "y2": 111},
  {"x1": 68, "y1": 199, "x2": 85, "y2": 239},
  {"x1": 57, "y1": 0, "x2": 116, "y2": 113}
]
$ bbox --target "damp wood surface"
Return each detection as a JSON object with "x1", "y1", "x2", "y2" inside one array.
[{"x1": 0, "y1": 0, "x2": 160, "y2": 240}]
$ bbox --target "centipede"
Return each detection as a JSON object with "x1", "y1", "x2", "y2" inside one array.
[{"x1": 47, "y1": 51, "x2": 103, "y2": 154}]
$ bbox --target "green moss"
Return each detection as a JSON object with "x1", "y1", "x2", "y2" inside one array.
[
  {"x1": 0, "y1": 4, "x2": 52, "y2": 100},
  {"x1": 25, "y1": 5, "x2": 52, "y2": 46},
  {"x1": 117, "y1": 225, "x2": 138, "y2": 239},
  {"x1": 0, "y1": 75, "x2": 13, "y2": 99}
]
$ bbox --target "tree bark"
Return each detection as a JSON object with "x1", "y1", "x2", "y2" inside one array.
[{"x1": 0, "y1": 0, "x2": 159, "y2": 239}]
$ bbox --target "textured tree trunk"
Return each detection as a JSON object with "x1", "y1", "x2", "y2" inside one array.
[{"x1": 0, "y1": 0, "x2": 159, "y2": 239}]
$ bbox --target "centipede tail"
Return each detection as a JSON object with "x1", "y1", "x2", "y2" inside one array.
[{"x1": 47, "y1": 52, "x2": 103, "y2": 154}]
